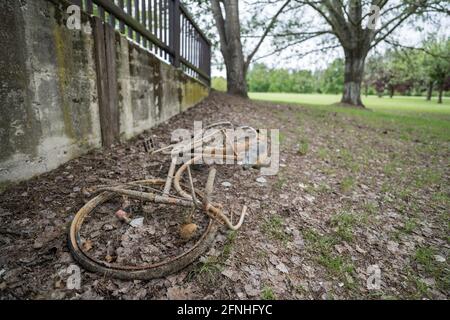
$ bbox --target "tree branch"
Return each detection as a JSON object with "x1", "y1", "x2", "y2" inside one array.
[
  {"x1": 252, "y1": 31, "x2": 334, "y2": 61},
  {"x1": 371, "y1": 4, "x2": 419, "y2": 49},
  {"x1": 210, "y1": 0, "x2": 228, "y2": 50},
  {"x1": 244, "y1": 0, "x2": 292, "y2": 70},
  {"x1": 384, "y1": 39, "x2": 450, "y2": 60}
]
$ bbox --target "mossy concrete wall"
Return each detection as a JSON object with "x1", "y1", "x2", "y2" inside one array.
[
  {"x1": 116, "y1": 36, "x2": 209, "y2": 140},
  {"x1": 0, "y1": 0, "x2": 209, "y2": 183}
]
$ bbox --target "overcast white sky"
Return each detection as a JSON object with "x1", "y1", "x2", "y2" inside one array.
[{"x1": 210, "y1": 1, "x2": 450, "y2": 77}]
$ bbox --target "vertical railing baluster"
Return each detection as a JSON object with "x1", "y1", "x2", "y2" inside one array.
[
  {"x1": 184, "y1": 16, "x2": 187, "y2": 61},
  {"x1": 186, "y1": 21, "x2": 189, "y2": 66},
  {"x1": 194, "y1": 29, "x2": 197, "y2": 76},
  {"x1": 99, "y1": 5, "x2": 105, "y2": 21},
  {"x1": 185, "y1": 18, "x2": 188, "y2": 62},
  {"x1": 169, "y1": 0, "x2": 180, "y2": 67},
  {"x1": 154, "y1": 0, "x2": 158, "y2": 55},
  {"x1": 199, "y1": 37, "x2": 202, "y2": 77},
  {"x1": 148, "y1": 0, "x2": 153, "y2": 51},
  {"x1": 110, "y1": 1, "x2": 116, "y2": 28},
  {"x1": 184, "y1": 16, "x2": 187, "y2": 60},
  {"x1": 179, "y1": 14, "x2": 182, "y2": 60},
  {"x1": 190, "y1": 24, "x2": 193, "y2": 70},
  {"x1": 187, "y1": 22, "x2": 190, "y2": 70},
  {"x1": 164, "y1": 0, "x2": 167, "y2": 60},
  {"x1": 203, "y1": 39, "x2": 207, "y2": 75},
  {"x1": 158, "y1": 0, "x2": 164, "y2": 58},
  {"x1": 127, "y1": 0, "x2": 132, "y2": 38},
  {"x1": 135, "y1": 0, "x2": 141, "y2": 44},
  {"x1": 182, "y1": 15, "x2": 185, "y2": 59},
  {"x1": 199, "y1": 37, "x2": 203, "y2": 75},
  {"x1": 197, "y1": 34, "x2": 200, "y2": 78},
  {"x1": 186, "y1": 22, "x2": 189, "y2": 66},
  {"x1": 142, "y1": 0, "x2": 147, "y2": 48},
  {"x1": 86, "y1": 0, "x2": 93, "y2": 14},
  {"x1": 118, "y1": 0, "x2": 125, "y2": 33},
  {"x1": 160, "y1": 0, "x2": 164, "y2": 58},
  {"x1": 209, "y1": 46, "x2": 211, "y2": 81},
  {"x1": 193, "y1": 30, "x2": 196, "y2": 70},
  {"x1": 204, "y1": 39, "x2": 207, "y2": 79},
  {"x1": 72, "y1": 0, "x2": 82, "y2": 9},
  {"x1": 196, "y1": 33, "x2": 199, "y2": 69},
  {"x1": 195, "y1": 31, "x2": 198, "y2": 76}
]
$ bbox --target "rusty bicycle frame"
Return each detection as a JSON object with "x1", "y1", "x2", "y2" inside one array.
[{"x1": 68, "y1": 121, "x2": 268, "y2": 279}]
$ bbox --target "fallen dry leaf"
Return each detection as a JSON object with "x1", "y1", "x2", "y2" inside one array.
[{"x1": 82, "y1": 240, "x2": 93, "y2": 252}]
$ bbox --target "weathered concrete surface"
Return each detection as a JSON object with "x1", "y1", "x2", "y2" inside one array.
[
  {"x1": 0, "y1": 0, "x2": 209, "y2": 183},
  {"x1": 0, "y1": 0, "x2": 101, "y2": 183},
  {"x1": 116, "y1": 37, "x2": 209, "y2": 140}
]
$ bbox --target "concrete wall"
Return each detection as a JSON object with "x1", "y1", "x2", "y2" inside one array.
[
  {"x1": 116, "y1": 36, "x2": 208, "y2": 140},
  {"x1": 0, "y1": 0, "x2": 209, "y2": 183}
]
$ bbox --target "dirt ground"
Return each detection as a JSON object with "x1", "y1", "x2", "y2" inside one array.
[{"x1": 0, "y1": 91, "x2": 448, "y2": 300}]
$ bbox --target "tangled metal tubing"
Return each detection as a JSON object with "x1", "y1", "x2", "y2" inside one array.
[{"x1": 68, "y1": 122, "x2": 266, "y2": 280}]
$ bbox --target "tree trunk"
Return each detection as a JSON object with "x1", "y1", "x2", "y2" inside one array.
[
  {"x1": 438, "y1": 84, "x2": 443, "y2": 104},
  {"x1": 389, "y1": 86, "x2": 394, "y2": 98},
  {"x1": 225, "y1": 54, "x2": 248, "y2": 97},
  {"x1": 426, "y1": 81, "x2": 433, "y2": 101},
  {"x1": 211, "y1": 0, "x2": 248, "y2": 98},
  {"x1": 341, "y1": 49, "x2": 366, "y2": 107}
]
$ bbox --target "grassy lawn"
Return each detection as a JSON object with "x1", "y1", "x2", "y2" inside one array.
[
  {"x1": 249, "y1": 93, "x2": 450, "y2": 115},
  {"x1": 250, "y1": 92, "x2": 450, "y2": 142}
]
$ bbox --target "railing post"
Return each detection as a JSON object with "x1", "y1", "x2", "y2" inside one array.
[
  {"x1": 70, "y1": 0, "x2": 82, "y2": 8},
  {"x1": 92, "y1": 17, "x2": 120, "y2": 147},
  {"x1": 206, "y1": 43, "x2": 211, "y2": 85},
  {"x1": 169, "y1": 0, "x2": 180, "y2": 68}
]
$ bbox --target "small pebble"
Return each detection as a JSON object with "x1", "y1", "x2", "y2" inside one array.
[{"x1": 256, "y1": 177, "x2": 267, "y2": 184}]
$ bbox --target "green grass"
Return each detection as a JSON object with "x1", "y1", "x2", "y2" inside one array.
[
  {"x1": 340, "y1": 176, "x2": 355, "y2": 193},
  {"x1": 297, "y1": 138, "x2": 309, "y2": 156},
  {"x1": 317, "y1": 147, "x2": 329, "y2": 160},
  {"x1": 414, "y1": 168, "x2": 442, "y2": 188},
  {"x1": 330, "y1": 212, "x2": 358, "y2": 241},
  {"x1": 188, "y1": 256, "x2": 223, "y2": 284},
  {"x1": 413, "y1": 246, "x2": 450, "y2": 292},
  {"x1": 262, "y1": 215, "x2": 291, "y2": 243},
  {"x1": 407, "y1": 272, "x2": 431, "y2": 299},
  {"x1": 249, "y1": 93, "x2": 450, "y2": 142},
  {"x1": 188, "y1": 230, "x2": 237, "y2": 284},
  {"x1": 261, "y1": 286, "x2": 276, "y2": 300},
  {"x1": 304, "y1": 229, "x2": 356, "y2": 288},
  {"x1": 414, "y1": 246, "x2": 437, "y2": 273},
  {"x1": 402, "y1": 218, "x2": 418, "y2": 234},
  {"x1": 249, "y1": 93, "x2": 450, "y2": 117},
  {"x1": 222, "y1": 230, "x2": 237, "y2": 258}
]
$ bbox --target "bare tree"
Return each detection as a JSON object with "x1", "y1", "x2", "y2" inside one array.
[
  {"x1": 209, "y1": 0, "x2": 291, "y2": 97},
  {"x1": 288, "y1": 0, "x2": 447, "y2": 107},
  {"x1": 188, "y1": 0, "x2": 447, "y2": 103}
]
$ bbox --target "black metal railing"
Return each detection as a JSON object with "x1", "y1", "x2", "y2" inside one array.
[{"x1": 70, "y1": 0, "x2": 211, "y2": 84}]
